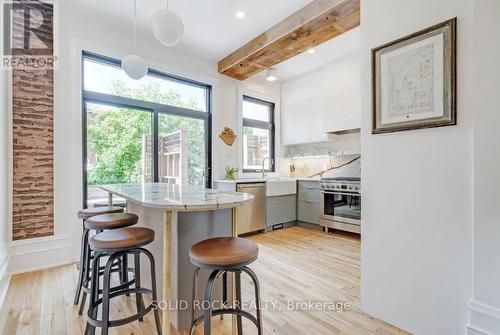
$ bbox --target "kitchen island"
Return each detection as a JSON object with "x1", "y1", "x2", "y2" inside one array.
[{"x1": 100, "y1": 183, "x2": 254, "y2": 335}]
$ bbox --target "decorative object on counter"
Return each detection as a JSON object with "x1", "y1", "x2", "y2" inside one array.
[
  {"x1": 372, "y1": 17, "x2": 456, "y2": 134},
  {"x1": 219, "y1": 127, "x2": 236, "y2": 146},
  {"x1": 289, "y1": 163, "x2": 296, "y2": 178},
  {"x1": 224, "y1": 166, "x2": 239, "y2": 180},
  {"x1": 308, "y1": 156, "x2": 361, "y2": 179}
]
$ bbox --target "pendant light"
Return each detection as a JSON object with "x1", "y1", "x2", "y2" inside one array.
[
  {"x1": 122, "y1": 0, "x2": 148, "y2": 80},
  {"x1": 152, "y1": 0, "x2": 184, "y2": 47}
]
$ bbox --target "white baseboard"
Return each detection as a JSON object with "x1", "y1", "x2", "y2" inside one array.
[
  {"x1": 468, "y1": 299, "x2": 500, "y2": 335},
  {"x1": 8, "y1": 233, "x2": 73, "y2": 275}
]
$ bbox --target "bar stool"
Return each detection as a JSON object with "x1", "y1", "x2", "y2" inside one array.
[
  {"x1": 189, "y1": 237, "x2": 263, "y2": 335},
  {"x1": 74, "y1": 206, "x2": 124, "y2": 306},
  {"x1": 75, "y1": 212, "x2": 138, "y2": 315},
  {"x1": 85, "y1": 227, "x2": 162, "y2": 335}
]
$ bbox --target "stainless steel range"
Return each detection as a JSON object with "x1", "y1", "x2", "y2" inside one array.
[{"x1": 320, "y1": 177, "x2": 361, "y2": 234}]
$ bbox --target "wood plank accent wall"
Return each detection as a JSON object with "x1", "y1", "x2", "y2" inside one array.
[{"x1": 12, "y1": 2, "x2": 54, "y2": 240}]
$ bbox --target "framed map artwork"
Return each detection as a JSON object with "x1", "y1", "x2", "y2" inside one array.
[{"x1": 372, "y1": 18, "x2": 456, "y2": 134}]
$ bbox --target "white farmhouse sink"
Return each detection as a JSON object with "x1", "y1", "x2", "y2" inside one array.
[{"x1": 265, "y1": 178, "x2": 297, "y2": 197}]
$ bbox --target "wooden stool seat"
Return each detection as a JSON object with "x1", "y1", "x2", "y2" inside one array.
[
  {"x1": 85, "y1": 226, "x2": 161, "y2": 334},
  {"x1": 77, "y1": 206, "x2": 123, "y2": 220},
  {"x1": 189, "y1": 237, "x2": 258, "y2": 269},
  {"x1": 85, "y1": 213, "x2": 138, "y2": 230},
  {"x1": 89, "y1": 227, "x2": 155, "y2": 252}
]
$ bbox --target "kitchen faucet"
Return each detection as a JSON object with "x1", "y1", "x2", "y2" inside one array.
[{"x1": 262, "y1": 157, "x2": 271, "y2": 178}]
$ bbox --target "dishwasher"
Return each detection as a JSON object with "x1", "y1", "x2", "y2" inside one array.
[{"x1": 236, "y1": 183, "x2": 266, "y2": 235}]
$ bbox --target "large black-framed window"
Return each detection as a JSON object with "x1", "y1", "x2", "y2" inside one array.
[
  {"x1": 82, "y1": 51, "x2": 212, "y2": 208},
  {"x1": 242, "y1": 95, "x2": 275, "y2": 173}
]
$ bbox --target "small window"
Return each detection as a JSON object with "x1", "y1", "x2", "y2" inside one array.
[{"x1": 242, "y1": 96, "x2": 275, "y2": 173}]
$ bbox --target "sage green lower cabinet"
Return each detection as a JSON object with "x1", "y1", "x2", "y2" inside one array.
[
  {"x1": 298, "y1": 200, "x2": 320, "y2": 224},
  {"x1": 297, "y1": 180, "x2": 321, "y2": 225},
  {"x1": 266, "y1": 195, "x2": 297, "y2": 227}
]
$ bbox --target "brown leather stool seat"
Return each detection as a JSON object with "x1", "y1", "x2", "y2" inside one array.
[
  {"x1": 77, "y1": 206, "x2": 123, "y2": 220},
  {"x1": 89, "y1": 227, "x2": 155, "y2": 253},
  {"x1": 84, "y1": 213, "x2": 138, "y2": 231},
  {"x1": 189, "y1": 237, "x2": 259, "y2": 269}
]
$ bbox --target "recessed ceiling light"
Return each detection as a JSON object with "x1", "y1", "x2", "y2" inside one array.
[
  {"x1": 236, "y1": 11, "x2": 246, "y2": 19},
  {"x1": 265, "y1": 68, "x2": 278, "y2": 82},
  {"x1": 307, "y1": 48, "x2": 315, "y2": 54}
]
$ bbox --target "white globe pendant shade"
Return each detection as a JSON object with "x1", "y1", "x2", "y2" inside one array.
[
  {"x1": 152, "y1": 9, "x2": 184, "y2": 46},
  {"x1": 121, "y1": 55, "x2": 148, "y2": 80}
]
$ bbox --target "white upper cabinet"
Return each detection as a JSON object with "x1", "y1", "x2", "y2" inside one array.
[{"x1": 281, "y1": 52, "x2": 361, "y2": 145}]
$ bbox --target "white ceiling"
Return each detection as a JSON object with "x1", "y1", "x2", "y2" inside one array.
[
  {"x1": 66, "y1": 0, "x2": 314, "y2": 61},
  {"x1": 65, "y1": 0, "x2": 360, "y2": 81},
  {"x1": 264, "y1": 27, "x2": 361, "y2": 82}
]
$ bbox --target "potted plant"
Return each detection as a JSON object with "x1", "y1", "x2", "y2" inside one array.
[{"x1": 224, "y1": 166, "x2": 238, "y2": 180}]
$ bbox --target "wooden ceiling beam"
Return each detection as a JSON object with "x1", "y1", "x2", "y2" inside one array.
[{"x1": 218, "y1": 0, "x2": 360, "y2": 81}]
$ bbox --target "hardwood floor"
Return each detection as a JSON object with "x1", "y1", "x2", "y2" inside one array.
[{"x1": 2, "y1": 226, "x2": 409, "y2": 335}]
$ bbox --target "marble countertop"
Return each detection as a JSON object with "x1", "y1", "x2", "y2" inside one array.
[{"x1": 100, "y1": 183, "x2": 254, "y2": 210}]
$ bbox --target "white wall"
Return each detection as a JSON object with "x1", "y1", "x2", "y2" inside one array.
[
  {"x1": 360, "y1": 1, "x2": 473, "y2": 334},
  {"x1": 469, "y1": 0, "x2": 500, "y2": 333},
  {"x1": 215, "y1": 75, "x2": 281, "y2": 180}
]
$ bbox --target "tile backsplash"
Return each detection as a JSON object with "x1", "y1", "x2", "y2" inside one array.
[
  {"x1": 279, "y1": 134, "x2": 361, "y2": 178},
  {"x1": 280, "y1": 154, "x2": 361, "y2": 179}
]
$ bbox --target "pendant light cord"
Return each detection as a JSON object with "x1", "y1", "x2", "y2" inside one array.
[
  {"x1": 133, "y1": 0, "x2": 137, "y2": 52},
  {"x1": 166, "y1": 0, "x2": 169, "y2": 10}
]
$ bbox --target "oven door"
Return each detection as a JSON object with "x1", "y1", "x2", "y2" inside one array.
[{"x1": 321, "y1": 190, "x2": 361, "y2": 225}]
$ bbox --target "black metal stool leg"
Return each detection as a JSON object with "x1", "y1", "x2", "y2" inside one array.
[
  {"x1": 134, "y1": 252, "x2": 145, "y2": 321},
  {"x1": 122, "y1": 254, "x2": 130, "y2": 296},
  {"x1": 203, "y1": 270, "x2": 221, "y2": 335},
  {"x1": 101, "y1": 253, "x2": 119, "y2": 335},
  {"x1": 74, "y1": 227, "x2": 89, "y2": 305},
  {"x1": 191, "y1": 266, "x2": 200, "y2": 331},
  {"x1": 221, "y1": 271, "x2": 228, "y2": 320},
  {"x1": 85, "y1": 252, "x2": 102, "y2": 335},
  {"x1": 141, "y1": 248, "x2": 162, "y2": 335},
  {"x1": 79, "y1": 239, "x2": 92, "y2": 315},
  {"x1": 235, "y1": 270, "x2": 243, "y2": 335},
  {"x1": 242, "y1": 267, "x2": 263, "y2": 335}
]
